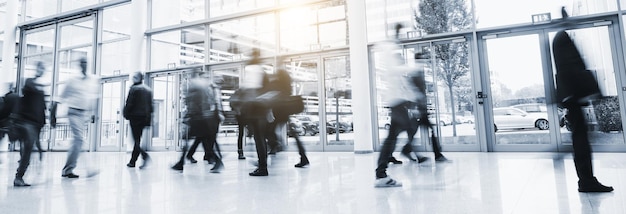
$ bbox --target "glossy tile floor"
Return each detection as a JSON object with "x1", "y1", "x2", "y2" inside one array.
[{"x1": 0, "y1": 151, "x2": 624, "y2": 214}]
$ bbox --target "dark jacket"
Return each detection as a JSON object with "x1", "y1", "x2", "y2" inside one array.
[
  {"x1": 185, "y1": 78, "x2": 216, "y2": 120},
  {"x1": 124, "y1": 83, "x2": 153, "y2": 124},
  {"x1": 15, "y1": 78, "x2": 46, "y2": 127},
  {"x1": 269, "y1": 70, "x2": 294, "y2": 123},
  {"x1": 0, "y1": 91, "x2": 20, "y2": 120},
  {"x1": 553, "y1": 30, "x2": 601, "y2": 106}
]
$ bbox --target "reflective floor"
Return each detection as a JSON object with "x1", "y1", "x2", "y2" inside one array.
[{"x1": 0, "y1": 151, "x2": 624, "y2": 214}]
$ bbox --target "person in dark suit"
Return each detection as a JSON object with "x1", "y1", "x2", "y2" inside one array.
[
  {"x1": 12, "y1": 61, "x2": 48, "y2": 186},
  {"x1": 552, "y1": 7, "x2": 612, "y2": 193},
  {"x1": 124, "y1": 71, "x2": 153, "y2": 169}
]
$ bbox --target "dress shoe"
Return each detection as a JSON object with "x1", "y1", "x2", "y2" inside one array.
[
  {"x1": 13, "y1": 178, "x2": 31, "y2": 187},
  {"x1": 126, "y1": 163, "x2": 136, "y2": 168},
  {"x1": 249, "y1": 168, "x2": 268, "y2": 176},
  {"x1": 187, "y1": 156, "x2": 198, "y2": 163},
  {"x1": 210, "y1": 161, "x2": 223, "y2": 173},
  {"x1": 62, "y1": 173, "x2": 80, "y2": 178},
  {"x1": 171, "y1": 163, "x2": 183, "y2": 171},
  {"x1": 435, "y1": 156, "x2": 451, "y2": 163},
  {"x1": 295, "y1": 161, "x2": 310, "y2": 168},
  {"x1": 578, "y1": 178, "x2": 614, "y2": 192},
  {"x1": 388, "y1": 157, "x2": 403, "y2": 164},
  {"x1": 417, "y1": 156, "x2": 430, "y2": 163},
  {"x1": 238, "y1": 154, "x2": 246, "y2": 160}
]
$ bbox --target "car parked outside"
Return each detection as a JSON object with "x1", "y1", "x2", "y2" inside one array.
[
  {"x1": 428, "y1": 114, "x2": 454, "y2": 126},
  {"x1": 512, "y1": 103, "x2": 565, "y2": 127},
  {"x1": 492, "y1": 107, "x2": 549, "y2": 132},
  {"x1": 294, "y1": 115, "x2": 319, "y2": 136},
  {"x1": 327, "y1": 120, "x2": 351, "y2": 134},
  {"x1": 288, "y1": 116, "x2": 306, "y2": 136}
]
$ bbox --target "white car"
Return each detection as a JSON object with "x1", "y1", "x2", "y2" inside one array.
[{"x1": 492, "y1": 107, "x2": 549, "y2": 132}]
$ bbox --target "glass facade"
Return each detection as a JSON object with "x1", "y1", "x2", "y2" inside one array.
[
  {"x1": 209, "y1": 0, "x2": 274, "y2": 18},
  {"x1": 152, "y1": 0, "x2": 206, "y2": 28},
  {"x1": 5, "y1": 0, "x2": 626, "y2": 153},
  {"x1": 279, "y1": 1, "x2": 348, "y2": 53},
  {"x1": 150, "y1": 25, "x2": 206, "y2": 70},
  {"x1": 101, "y1": 4, "x2": 132, "y2": 77},
  {"x1": 209, "y1": 13, "x2": 275, "y2": 62}
]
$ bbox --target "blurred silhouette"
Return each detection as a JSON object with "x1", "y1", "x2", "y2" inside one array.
[
  {"x1": 0, "y1": 83, "x2": 20, "y2": 152},
  {"x1": 123, "y1": 71, "x2": 153, "y2": 169},
  {"x1": 186, "y1": 74, "x2": 225, "y2": 165},
  {"x1": 172, "y1": 71, "x2": 224, "y2": 173},
  {"x1": 55, "y1": 57, "x2": 100, "y2": 178},
  {"x1": 266, "y1": 66, "x2": 308, "y2": 168},
  {"x1": 374, "y1": 23, "x2": 415, "y2": 188},
  {"x1": 12, "y1": 61, "x2": 48, "y2": 186},
  {"x1": 230, "y1": 48, "x2": 272, "y2": 176},
  {"x1": 395, "y1": 52, "x2": 449, "y2": 163},
  {"x1": 552, "y1": 7, "x2": 612, "y2": 193}
]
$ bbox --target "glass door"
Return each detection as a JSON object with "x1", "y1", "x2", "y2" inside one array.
[
  {"x1": 149, "y1": 70, "x2": 193, "y2": 151},
  {"x1": 282, "y1": 57, "x2": 324, "y2": 151},
  {"x1": 51, "y1": 16, "x2": 96, "y2": 151},
  {"x1": 548, "y1": 23, "x2": 626, "y2": 152},
  {"x1": 323, "y1": 55, "x2": 353, "y2": 151},
  {"x1": 97, "y1": 77, "x2": 129, "y2": 152},
  {"x1": 18, "y1": 26, "x2": 56, "y2": 152},
  {"x1": 480, "y1": 18, "x2": 626, "y2": 152},
  {"x1": 372, "y1": 37, "x2": 480, "y2": 153},
  {"x1": 409, "y1": 38, "x2": 480, "y2": 152},
  {"x1": 481, "y1": 32, "x2": 556, "y2": 151}
]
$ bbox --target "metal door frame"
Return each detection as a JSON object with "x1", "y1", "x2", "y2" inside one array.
[{"x1": 477, "y1": 15, "x2": 626, "y2": 152}]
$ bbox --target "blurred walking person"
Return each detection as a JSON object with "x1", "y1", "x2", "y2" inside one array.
[
  {"x1": 0, "y1": 83, "x2": 20, "y2": 153},
  {"x1": 124, "y1": 71, "x2": 153, "y2": 169},
  {"x1": 266, "y1": 67, "x2": 309, "y2": 167},
  {"x1": 55, "y1": 58, "x2": 100, "y2": 178},
  {"x1": 231, "y1": 48, "x2": 271, "y2": 176},
  {"x1": 395, "y1": 52, "x2": 450, "y2": 163},
  {"x1": 552, "y1": 7, "x2": 612, "y2": 192},
  {"x1": 374, "y1": 24, "x2": 423, "y2": 187},
  {"x1": 172, "y1": 71, "x2": 224, "y2": 173},
  {"x1": 12, "y1": 61, "x2": 48, "y2": 186}
]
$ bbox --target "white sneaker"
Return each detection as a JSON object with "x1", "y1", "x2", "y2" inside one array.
[{"x1": 375, "y1": 177, "x2": 403, "y2": 188}]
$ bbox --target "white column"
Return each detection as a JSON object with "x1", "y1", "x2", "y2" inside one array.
[
  {"x1": 1, "y1": 0, "x2": 18, "y2": 94},
  {"x1": 130, "y1": 0, "x2": 147, "y2": 74},
  {"x1": 347, "y1": 0, "x2": 374, "y2": 153}
]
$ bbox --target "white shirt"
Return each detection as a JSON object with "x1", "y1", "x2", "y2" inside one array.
[
  {"x1": 60, "y1": 74, "x2": 99, "y2": 110},
  {"x1": 377, "y1": 40, "x2": 422, "y2": 107}
]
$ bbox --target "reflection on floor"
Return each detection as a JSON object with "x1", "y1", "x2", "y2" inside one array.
[{"x1": 0, "y1": 151, "x2": 623, "y2": 213}]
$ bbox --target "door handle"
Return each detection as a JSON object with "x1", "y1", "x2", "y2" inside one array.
[{"x1": 477, "y1": 92, "x2": 487, "y2": 104}]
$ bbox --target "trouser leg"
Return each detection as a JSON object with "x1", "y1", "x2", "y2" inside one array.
[
  {"x1": 251, "y1": 119, "x2": 267, "y2": 169},
  {"x1": 187, "y1": 139, "x2": 201, "y2": 158},
  {"x1": 63, "y1": 109, "x2": 86, "y2": 174},
  {"x1": 376, "y1": 103, "x2": 409, "y2": 178},
  {"x1": 129, "y1": 124, "x2": 144, "y2": 164},
  {"x1": 567, "y1": 106, "x2": 594, "y2": 181},
  {"x1": 15, "y1": 122, "x2": 39, "y2": 178}
]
